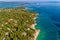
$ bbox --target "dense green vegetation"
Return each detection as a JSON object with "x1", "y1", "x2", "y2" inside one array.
[{"x1": 0, "y1": 7, "x2": 38, "y2": 40}]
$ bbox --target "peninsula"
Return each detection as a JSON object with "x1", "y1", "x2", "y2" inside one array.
[{"x1": 0, "y1": 7, "x2": 40, "y2": 40}]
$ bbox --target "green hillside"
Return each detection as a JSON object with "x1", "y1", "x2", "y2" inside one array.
[{"x1": 0, "y1": 7, "x2": 37, "y2": 40}]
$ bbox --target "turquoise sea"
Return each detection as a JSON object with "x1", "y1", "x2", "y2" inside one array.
[{"x1": 0, "y1": 2, "x2": 60, "y2": 40}]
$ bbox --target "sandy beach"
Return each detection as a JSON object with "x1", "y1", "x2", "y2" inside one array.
[
  {"x1": 31, "y1": 16, "x2": 40, "y2": 40},
  {"x1": 34, "y1": 30, "x2": 40, "y2": 40},
  {"x1": 31, "y1": 23, "x2": 40, "y2": 40}
]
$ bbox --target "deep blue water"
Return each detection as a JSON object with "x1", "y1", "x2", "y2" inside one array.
[{"x1": 0, "y1": 2, "x2": 60, "y2": 40}]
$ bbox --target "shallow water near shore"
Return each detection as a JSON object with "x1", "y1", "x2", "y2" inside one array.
[{"x1": 0, "y1": 2, "x2": 60, "y2": 40}]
